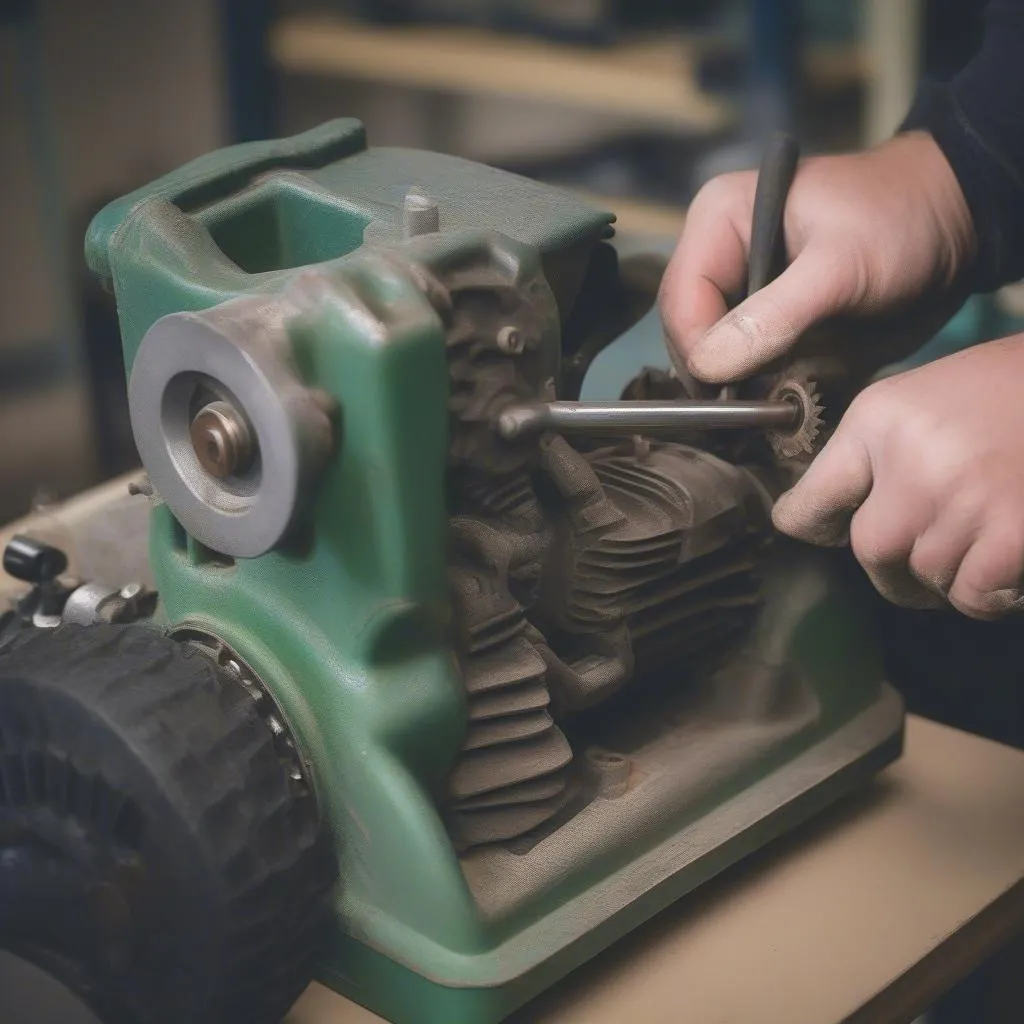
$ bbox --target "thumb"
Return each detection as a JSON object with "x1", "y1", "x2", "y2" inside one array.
[{"x1": 687, "y1": 246, "x2": 855, "y2": 383}]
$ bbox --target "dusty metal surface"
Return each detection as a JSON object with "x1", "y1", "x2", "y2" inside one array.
[
  {"x1": 0, "y1": 476, "x2": 153, "y2": 607},
  {"x1": 128, "y1": 297, "x2": 335, "y2": 558},
  {"x1": 436, "y1": 236, "x2": 802, "y2": 849}
]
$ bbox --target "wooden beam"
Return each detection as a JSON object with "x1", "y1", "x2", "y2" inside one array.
[{"x1": 269, "y1": 15, "x2": 735, "y2": 133}]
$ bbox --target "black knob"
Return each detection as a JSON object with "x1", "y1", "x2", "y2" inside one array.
[{"x1": 3, "y1": 535, "x2": 68, "y2": 584}]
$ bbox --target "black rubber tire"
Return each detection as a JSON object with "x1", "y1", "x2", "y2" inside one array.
[{"x1": 0, "y1": 624, "x2": 337, "y2": 1024}]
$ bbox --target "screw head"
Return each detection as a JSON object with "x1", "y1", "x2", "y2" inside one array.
[
  {"x1": 190, "y1": 401, "x2": 254, "y2": 479},
  {"x1": 496, "y1": 325, "x2": 525, "y2": 354}
]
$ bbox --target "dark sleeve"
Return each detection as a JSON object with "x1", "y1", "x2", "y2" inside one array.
[{"x1": 901, "y1": 0, "x2": 1024, "y2": 292}]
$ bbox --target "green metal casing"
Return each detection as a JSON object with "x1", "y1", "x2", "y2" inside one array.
[{"x1": 86, "y1": 120, "x2": 903, "y2": 1023}]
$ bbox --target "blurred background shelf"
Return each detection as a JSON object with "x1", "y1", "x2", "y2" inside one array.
[
  {"x1": 271, "y1": 12, "x2": 866, "y2": 113},
  {"x1": 270, "y1": 14, "x2": 735, "y2": 133},
  {"x1": 577, "y1": 191, "x2": 685, "y2": 237},
  {"x1": 265, "y1": 5, "x2": 871, "y2": 230}
]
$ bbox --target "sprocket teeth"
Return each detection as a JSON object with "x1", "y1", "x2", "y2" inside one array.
[{"x1": 766, "y1": 376, "x2": 825, "y2": 461}]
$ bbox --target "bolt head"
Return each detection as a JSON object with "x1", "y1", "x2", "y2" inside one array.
[
  {"x1": 496, "y1": 325, "x2": 525, "y2": 354},
  {"x1": 190, "y1": 401, "x2": 254, "y2": 479}
]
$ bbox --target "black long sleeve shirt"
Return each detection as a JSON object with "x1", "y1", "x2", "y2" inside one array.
[{"x1": 902, "y1": 0, "x2": 1024, "y2": 292}]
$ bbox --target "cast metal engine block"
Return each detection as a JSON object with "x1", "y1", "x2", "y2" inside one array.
[
  {"x1": 403, "y1": 230, "x2": 782, "y2": 848},
  {"x1": 445, "y1": 435, "x2": 773, "y2": 847}
]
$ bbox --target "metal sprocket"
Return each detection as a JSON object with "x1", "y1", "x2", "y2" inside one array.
[{"x1": 765, "y1": 375, "x2": 825, "y2": 461}]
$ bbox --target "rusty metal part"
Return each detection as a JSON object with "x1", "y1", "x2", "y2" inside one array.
[
  {"x1": 61, "y1": 580, "x2": 157, "y2": 626},
  {"x1": 764, "y1": 376, "x2": 824, "y2": 460},
  {"x1": 496, "y1": 325, "x2": 525, "y2": 354},
  {"x1": 496, "y1": 398, "x2": 801, "y2": 440},
  {"x1": 440, "y1": 242, "x2": 562, "y2": 477},
  {"x1": 444, "y1": 431, "x2": 773, "y2": 847},
  {"x1": 190, "y1": 400, "x2": 255, "y2": 479},
  {"x1": 127, "y1": 476, "x2": 154, "y2": 498},
  {"x1": 585, "y1": 747, "x2": 631, "y2": 799}
]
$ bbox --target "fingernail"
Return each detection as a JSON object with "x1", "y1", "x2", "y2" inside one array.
[
  {"x1": 951, "y1": 588, "x2": 1024, "y2": 621},
  {"x1": 772, "y1": 490, "x2": 850, "y2": 547},
  {"x1": 987, "y1": 588, "x2": 1024, "y2": 615},
  {"x1": 881, "y1": 581, "x2": 947, "y2": 611},
  {"x1": 913, "y1": 568, "x2": 956, "y2": 599},
  {"x1": 688, "y1": 316, "x2": 758, "y2": 382},
  {"x1": 688, "y1": 323, "x2": 745, "y2": 380},
  {"x1": 770, "y1": 489, "x2": 801, "y2": 535}
]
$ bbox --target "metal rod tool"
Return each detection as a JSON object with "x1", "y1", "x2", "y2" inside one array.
[
  {"x1": 747, "y1": 132, "x2": 800, "y2": 295},
  {"x1": 497, "y1": 399, "x2": 800, "y2": 440},
  {"x1": 720, "y1": 130, "x2": 800, "y2": 400}
]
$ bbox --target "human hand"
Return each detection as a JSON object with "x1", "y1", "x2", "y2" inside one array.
[
  {"x1": 772, "y1": 335, "x2": 1024, "y2": 620},
  {"x1": 659, "y1": 132, "x2": 976, "y2": 384}
]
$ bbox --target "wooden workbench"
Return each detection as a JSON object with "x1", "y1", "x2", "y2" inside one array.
[
  {"x1": 4, "y1": 478, "x2": 1024, "y2": 1024},
  {"x1": 284, "y1": 715, "x2": 1024, "y2": 1024}
]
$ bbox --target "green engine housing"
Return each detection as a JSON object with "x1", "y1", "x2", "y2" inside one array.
[{"x1": 86, "y1": 119, "x2": 903, "y2": 1023}]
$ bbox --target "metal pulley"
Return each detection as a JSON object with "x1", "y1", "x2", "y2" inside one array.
[{"x1": 127, "y1": 295, "x2": 334, "y2": 558}]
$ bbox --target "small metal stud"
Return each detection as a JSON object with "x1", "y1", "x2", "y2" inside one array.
[{"x1": 190, "y1": 401, "x2": 255, "y2": 479}]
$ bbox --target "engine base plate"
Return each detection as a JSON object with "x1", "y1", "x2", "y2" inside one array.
[{"x1": 318, "y1": 683, "x2": 903, "y2": 1023}]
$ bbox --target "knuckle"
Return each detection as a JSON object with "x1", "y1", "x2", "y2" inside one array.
[
  {"x1": 850, "y1": 514, "x2": 910, "y2": 573},
  {"x1": 949, "y1": 586, "x2": 1023, "y2": 621},
  {"x1": 958, "y1": 553, "x2": 1023, "y2": 601},
  {"x1": 990, "y1": 520, "x2": 1024, "y2": 566},
  {"x1": 887, "y1": 585, "x2": 946, "y2": 611},
  {"x1": 692, "y1": 171, "x2": 755, "y2": 221},
  {"x1": 801, "y1": 243, "x2": 861, "y2": 315},
  {"x1": 846, "y1": 378, "x2": 893, "y2": 425},
  {"x1": 872, "y1": 569, "x2": 944, "y2": 610},
  {"x1": 844, "y1": 246, "x2": 875, "y2": 309},
  {"x1": 854, "y1": 544, "x2": 899, "y2": 577},
  {"x1": 950, "y1": 532, "x2": 1024, "y2": 620},
  {"x1": 907, "y1": 547, "x2": 957, "y2": 596}
]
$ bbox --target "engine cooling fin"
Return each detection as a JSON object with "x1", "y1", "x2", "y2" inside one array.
[
  {"x1": 443, "y1": 439, "x2": 775, "y2": 850},
  {"x1": 548, "y1": 443, "x2": 771, "y2": 679},
  {"x1": 446, "y1": 566, "x2": 573, "y2": 850}
]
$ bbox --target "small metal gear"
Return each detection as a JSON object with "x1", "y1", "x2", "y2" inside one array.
[
  {"x1": 170, "y1": 625, "x2": 312, "y2": 797},
  {"x1": 765, "y1": 375, "x2": 825, "y2": 461}
]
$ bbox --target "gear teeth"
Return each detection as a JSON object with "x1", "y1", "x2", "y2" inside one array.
[{"x1": 766, "y1": 376, "x2": 825, "y2": 461}]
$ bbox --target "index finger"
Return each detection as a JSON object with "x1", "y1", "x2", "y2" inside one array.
[
  {"x1": 659, "y1": 173, "x2": 756, "y2": 361},
  {"x1": 771, "y1": 427, "x2": 874, "y2": 546}
]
